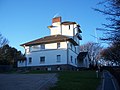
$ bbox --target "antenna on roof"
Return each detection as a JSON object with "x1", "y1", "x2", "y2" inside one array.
[{"x1": 53, "y1": 13, "x2": 59, "y2": 18}]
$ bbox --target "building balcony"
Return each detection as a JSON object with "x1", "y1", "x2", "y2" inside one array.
[
  {"x1": 77, "y1": 27, "x2": 82, "y2": 33},
  {"x1": 76, "y1": 33, "x2": 82, "y2": 40}
]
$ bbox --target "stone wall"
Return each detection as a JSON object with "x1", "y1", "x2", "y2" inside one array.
[{"x1": 18, "y1": 64, "x2": 77, "y2": 71}]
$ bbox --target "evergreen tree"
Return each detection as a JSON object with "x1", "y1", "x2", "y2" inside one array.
[{"x1": 0, "y1": 44, "x2": 26, "y2": 67}]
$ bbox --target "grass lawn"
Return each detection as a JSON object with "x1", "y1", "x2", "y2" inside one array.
[{"x1": 50, "y1": 70, "x2": 100, "y2": 90}]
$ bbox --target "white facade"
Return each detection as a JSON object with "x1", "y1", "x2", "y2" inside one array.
[{"x1": 18, "y1": 17, "x2": 82, "y2": 70}]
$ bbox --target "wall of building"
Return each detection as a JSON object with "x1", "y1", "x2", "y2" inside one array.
[
  {"x1": 18, "y1": 49, "x2": 78, "y2": 68},
  {"x1": 50, "y1": 23, "x2": 79, "y2": 37},
  {"x1": 45, "y1": 41, "x2": 67, "y2": 49},
  {"x1": 67, "y1": 48, "x2": 78, "y2": 67},
  {"x1": 18, "y1": 41, "x2": 79, "y2": 67},
  {"x1": 25, "y1": 41, "x2": 68, "y2": 54},
  {"x1": 50, "y1": 25, "x2": 61, "y2": 35},
  {"x1": 61, "y1": 24, "x2": 74, "y2": 36},
  {"x1": 18, "y1": 49, "x2": 67, "y2": 67}
]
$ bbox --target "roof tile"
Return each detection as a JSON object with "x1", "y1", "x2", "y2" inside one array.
[{"x1": 20, "y1": 35, "x2": 78, "y2": 46}]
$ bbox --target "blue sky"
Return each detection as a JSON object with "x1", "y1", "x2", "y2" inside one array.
[{"x1": 0, "y1": 0, "x2": 107, "y2": 53}]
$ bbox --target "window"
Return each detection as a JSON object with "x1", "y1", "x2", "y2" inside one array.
[
  {"x1": 75, "y1": 47, "x2": 76, "y2": 52},
  {"x1": 29, "y1": 46, "x2": 31, "y2": 52},
  {"x1": 31, "y1": 45, "x2": 40, "y2": 51},
  {"x1": 57, "y1": 55, "x2": 61, "y2": 62},
  {"x1": 57, "y1": 43, "x2": 60, "y2": 49},
  {"x1": 41, "y1": 44, "x2": 45, "y2": 49},
  {"x1": 71, "y1": 56, "x2": 73, "y2": 63},
  {"x1": 70, "y1": 43, "x2": 72, "y2": 49},
  {"x1": 40, "y1": 57, "x2": 45, "y2": 63},
  {"x1": 75, "y1": 58, "x2": 77, "y2": 64},
  {"x1": 20, "y1": 60, "x2": 24, "y2": 63},
  {"x1": 32, "y1": 45, "x2": 40, "y2": 49},
  {"x1": 69, "y1": 25, "x2": 70, "y2": 30},
  {"x1": 28, "y1": 57, "x2": 32, "y2": 64}
]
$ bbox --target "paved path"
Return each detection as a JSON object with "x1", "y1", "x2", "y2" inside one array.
[
  {"x1": 103, "y1": 71, "x2": 116, "y2": 90},
  {"x1": 97, "y1": 70, "x2": 119, "y2": 90},
  {"x1": 0, "y1": 73, "x2": 57, "y2": 90}
]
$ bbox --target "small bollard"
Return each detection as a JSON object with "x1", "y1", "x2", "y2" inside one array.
[{"x1": 96, "y1": 70, "x2": 99, "y2": 78}]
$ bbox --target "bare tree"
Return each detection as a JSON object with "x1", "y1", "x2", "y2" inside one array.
[
  {"x1": 101, "y1": 45, "x2": 120, "y2": 62},
  {"x1": 94, "y1": 0, "x2": 120, "y2": 62},
  {"x1": 0, "y1": 33, "x2": 8, "y2": 47},
  {"x1": 80, "y1": 42, "x2": 103, "y2": 66},
  {"x1": 94, "y1": 0, "x2": 120, "y2": 43}
]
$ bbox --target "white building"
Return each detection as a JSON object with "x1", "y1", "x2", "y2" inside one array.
[
  {"x1": 18, "y1": 17, "x2": 82, "y2": 70},
  {"x1": 77, "y1": 52, "x2": 90, "y2": 68}
]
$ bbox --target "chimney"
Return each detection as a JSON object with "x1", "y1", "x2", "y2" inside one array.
[{"x1": 52, "y1": 17, "x2": 61, "y2": 23}]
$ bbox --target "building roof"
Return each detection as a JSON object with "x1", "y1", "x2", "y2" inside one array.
[
  {"x1": 20, "y1": 35, "x2": 78, "y2": 46},
  {"x1": 61, "y1": 21, "x2": 76, "y2": 25}
]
